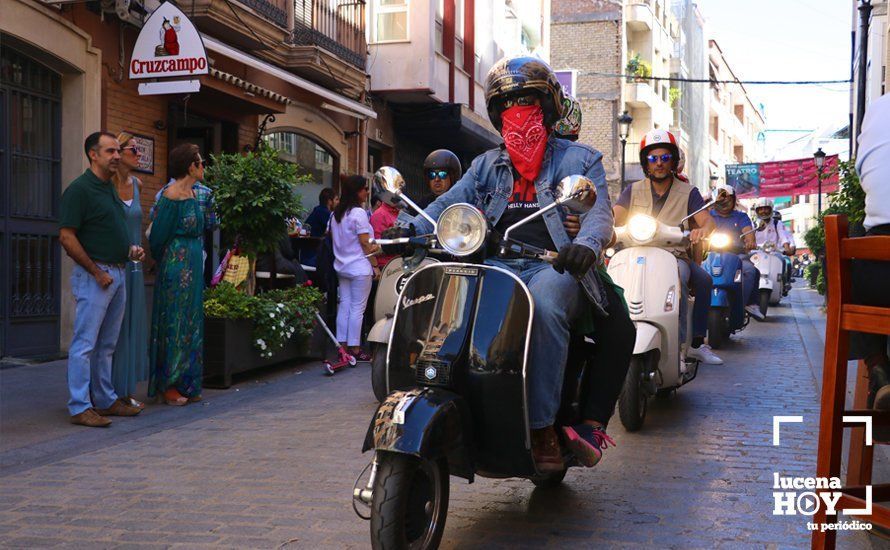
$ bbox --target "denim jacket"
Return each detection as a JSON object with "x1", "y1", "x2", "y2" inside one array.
[{"x1": 398, "y1": 136, "x2": 613, "y2": 316}]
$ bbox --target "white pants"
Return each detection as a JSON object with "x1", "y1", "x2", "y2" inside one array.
[{"x1": 336, "y1": 273, "x2": 372, "y2": 346}]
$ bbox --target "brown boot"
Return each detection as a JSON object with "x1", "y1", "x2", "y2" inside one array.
[
  {"x1": 70, "y1": 408, "x2": 112, "y2": 427},
  {"x1": 95, "y1": 398, "x2": 142, "y2": 417},
  {"x1": 530, "y1": 426, "x2": 564, "y2": 472}
]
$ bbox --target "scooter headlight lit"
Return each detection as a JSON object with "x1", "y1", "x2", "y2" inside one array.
[
  {"x1": 605, "y1": 247, "x2": 616, "y2": 258},
  {"x1": 709, "y1": 232, "x2": 731, "y2": 249},
  {"x1": 628, "y1": 214, "x2": 658, "y2": 243},
  {"x1": 733, "y1": 269, "x2": 742, "y2": 283},
  {"x1": 436, "y1": 203, "x2": 487, "y2": 257}
]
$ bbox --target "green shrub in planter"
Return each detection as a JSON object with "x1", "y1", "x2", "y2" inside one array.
[
  {"x1": 204, "y1": 283, "x2": 323, "y2": 358},
  {"x1": 204, "y1": 147, "x2": 312, "y2": 257}
]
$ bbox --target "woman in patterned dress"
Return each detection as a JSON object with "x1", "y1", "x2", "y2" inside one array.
[{"x1": 148, "y1": 143, "x2": 205, "y2": 405}]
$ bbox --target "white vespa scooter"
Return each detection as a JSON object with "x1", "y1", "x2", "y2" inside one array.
[
  {"x1": 606, "y1": 201, "x2": 720, "y2": 431},
  {"x1": 749, "y1": 239, "x2": 785, "y2": 319},
  {"x1": 366, "y1": 168, "x2": 439, "y2": 401}
]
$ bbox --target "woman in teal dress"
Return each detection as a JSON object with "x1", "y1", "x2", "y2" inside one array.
[
  {"x1": 111, "y1": 132, "x2": 149, "y2": 408},
  {"x1": 148, "y1": 143, "x2": 205, "y2": 406}
]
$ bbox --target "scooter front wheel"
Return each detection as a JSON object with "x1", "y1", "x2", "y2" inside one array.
[
  {"x1": 371, "y1": 343, "x2": 388, "y2": 403},
  {"x1": 371, "y1": 453, "x2": 449, "y2": 550},
  {"x1": 707, "y1": 308, "x2": 727, "y2": 350},
  {"x1": 618, "y1": 354, "x2": 649, "y2": 432},
  {"x1": 531, "y1": 468, "x2": 567, "y2": 488},
  {"x1": 758, "y1": 289, "x2": 770, "y2": 319}
]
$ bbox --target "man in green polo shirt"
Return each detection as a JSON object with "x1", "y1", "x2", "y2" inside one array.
[{"x1": 59, "y1": 131, "x2": 143, "y2": 427}]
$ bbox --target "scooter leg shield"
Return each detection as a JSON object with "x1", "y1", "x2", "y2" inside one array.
[{"x1": 362, "y1": 388, "x2": 474, "y2": 481}]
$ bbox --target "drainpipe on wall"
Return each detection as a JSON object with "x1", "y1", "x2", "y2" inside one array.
[{"x1": 855, "y1": 0, "x2": 873, "y2": 151}]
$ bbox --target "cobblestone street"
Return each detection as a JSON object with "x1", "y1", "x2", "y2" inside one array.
[{"x1": 1, "y1": 285, "x2": 886, "y2": 549}]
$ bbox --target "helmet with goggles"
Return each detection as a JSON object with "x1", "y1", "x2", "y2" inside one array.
[
  {"x1": 553, "y1": 90, "x2": 582, "y2": 141},
  {"x1": 639, "y1": 129, "x2": 680, "y2": 175},
  {"x1": 484, "y1": 56, "x2": 564, "y2": 132},
  {"x1": 422, "y1": 149, "x2": 462, "y2": 183}
]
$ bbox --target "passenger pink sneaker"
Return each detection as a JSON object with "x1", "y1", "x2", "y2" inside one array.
[{"x1": 562, "y1": 424, "x2": 615, "y2": 468}]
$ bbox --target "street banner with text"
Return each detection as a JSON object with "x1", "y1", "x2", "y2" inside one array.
[{"x1": 726, "y1": 155, "x2": 840, "y2": 198}]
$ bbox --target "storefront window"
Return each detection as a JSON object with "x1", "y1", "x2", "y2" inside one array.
[
  {"x1": 371, "y1": 0, "x2": 408, "y2": 42},
  {"x1": 264, "y1": 131, "x2": 336, "y2": 189}
]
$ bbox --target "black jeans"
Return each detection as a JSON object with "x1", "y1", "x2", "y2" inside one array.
[
  {"x1": 849, "y1": 224, "x2": 890, "y2": 361},
  {"x1": 579, "y1": 281, "x2": 637, "y2": 426}
]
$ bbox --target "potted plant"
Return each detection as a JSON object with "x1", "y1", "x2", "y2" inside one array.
[
  {"x1": 669, "y1": 87, "x2": 682, "y2": 108},
  {"x1": 626, "y1": 53, "x2": 652, "y2": 82},
  {"x1": 203, "y1": 282, "x2": 326, "y2": 387},
  {"x1": 204, "y1": 147, "x2": 312, "y2": 293}
]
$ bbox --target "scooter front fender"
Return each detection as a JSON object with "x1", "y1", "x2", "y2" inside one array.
[
  {"x1": 366, "y1": 316, "x2": 393, "y2": 344},
  {"x1": 633, "y1": 322, "x2": 662, "y2": 355},
  {"x1": 362, "y1": 388, "x2": 474, "y2": 481}
]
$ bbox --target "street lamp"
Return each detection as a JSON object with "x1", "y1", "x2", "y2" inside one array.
[
  {"x1": 813, "y1": 147, "x2": 826, "y2": 217},
  {"x1": 618, "y1": 110, "x2": 633, "y2": 190}
]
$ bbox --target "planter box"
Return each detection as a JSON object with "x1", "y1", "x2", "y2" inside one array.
[{"x1": 203, "y1": 315, "x2": 330, "y2": 388}]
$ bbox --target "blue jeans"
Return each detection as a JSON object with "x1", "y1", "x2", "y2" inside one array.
[
  {"x1": 486, "y1": 258, "x2": 585, "y2": 429},
  {"x1": 740, "y1": 256, "x2": 760, "y2": 305},
  {"x1": 678, "y1": 259, "x2": 712, "y2": 344},
  {"x1": 68, "y1": 263, "x2": 126, "y2": 415}
]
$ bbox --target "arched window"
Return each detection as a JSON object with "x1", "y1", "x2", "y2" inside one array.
[{"x1": 264, "y1": 130, "x2": 338, "y2": 188}]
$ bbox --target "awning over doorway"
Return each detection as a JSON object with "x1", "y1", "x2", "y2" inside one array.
[
  {"x1": 390, "y1": 103, "x2": 501, "y2": 154},
  {"x1": 201, "y1": 35, "x2": 376, "y2": 120}
]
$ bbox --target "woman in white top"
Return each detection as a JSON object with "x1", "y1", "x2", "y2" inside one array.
[{"x1": 329, "y1": 175, "x2": 381, "y2": 360}]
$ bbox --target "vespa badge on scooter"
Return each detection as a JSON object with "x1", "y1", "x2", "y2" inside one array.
[{"x1": 352, "y1": 173, "x2": 597, "y2": 550}]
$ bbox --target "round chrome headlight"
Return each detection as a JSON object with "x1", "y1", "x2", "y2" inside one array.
[
  {"x1": 709, "y1": 232, "x2": 731, "y2": 249},
  {"x1": 436, "y1": 204, "x2": 487, "y2": 256},
  {"x1": 628, "y1": 214, "x2": 658, "y2": 243}
]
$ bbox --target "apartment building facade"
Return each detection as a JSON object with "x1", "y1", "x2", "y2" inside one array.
[
  {"x1": 706, "y1": 39, "x2": 765, "y2": 187},
  {"x1": 366, "y1": 0, "x2": 550, "y2": 196}
]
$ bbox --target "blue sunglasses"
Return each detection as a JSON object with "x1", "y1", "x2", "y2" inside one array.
[
  {"x1": 428, "y1": 170, "x2": 449, "y2": 180},
  {"x1": 646, "y1": 153, "x2": 673, "y2": 164}
]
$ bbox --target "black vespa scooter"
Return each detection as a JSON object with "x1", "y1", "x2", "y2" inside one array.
[{"x1": 352, "y1": 168, "x2": 598, "y2": 549}]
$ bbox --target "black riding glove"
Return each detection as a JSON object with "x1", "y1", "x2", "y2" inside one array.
[
  {"x1": 553, "y1": 244, "x2": 596, "y2": 277},
  {"x1": 380, "y1": 225, "x2": 417, "y2": 256},
  {"x1": 380, "y1": 224, "x2": 416, "y2": 240}
]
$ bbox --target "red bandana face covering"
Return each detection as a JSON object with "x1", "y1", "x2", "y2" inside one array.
[{"x1": 501, "y1": 105, "x2": 548, "y2": 181}]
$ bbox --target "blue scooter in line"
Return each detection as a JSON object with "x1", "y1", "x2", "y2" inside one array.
[{"x1": 702, "y1": 232, "x2": 751, "y2": 349}]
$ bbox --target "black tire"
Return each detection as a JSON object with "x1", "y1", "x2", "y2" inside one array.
[
  {"x1": 707, "y1": 308, "x2": 726, "y2": 350},
  {"x1": 531, "y1": 468, "x2": 568, "y2": 488},
  {"x1": 759, "y1": 289, "x2": 770, "y2": 318},
  {"x1": 618, "y1": 355, "x2": 648, "y2": 432},
  {"x1": 371, "y1": 453, "x2": 449, "y2": 550},
  {"x1": 371, "y1": 343, "x2": 388, "y2": 403}
]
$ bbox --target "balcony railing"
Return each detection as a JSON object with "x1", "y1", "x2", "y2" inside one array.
[
  {"x1": 244, "y1": 0, "x2": 289, "y2": 28},
  {"x1": 292, "y1": 0, "x2": 367, "y2": 70}
]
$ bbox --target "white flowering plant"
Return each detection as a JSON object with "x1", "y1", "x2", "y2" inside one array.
[{"x1": 204, "y1": 283, "x2": 323, "y2": 358}]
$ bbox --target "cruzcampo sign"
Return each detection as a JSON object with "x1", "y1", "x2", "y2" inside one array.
[{"x1": 129, "y1": 1, "x2": 208, "y2": 88}]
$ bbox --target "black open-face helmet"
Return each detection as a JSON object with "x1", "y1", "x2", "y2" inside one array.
[
  {"x1": 422, "y1": 149, "x2": 462, "y2": 182},
  {"x1": 484, "y1": 56, "x2": 564, "y2": 132}
]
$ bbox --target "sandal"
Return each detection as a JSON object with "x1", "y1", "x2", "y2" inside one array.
[
  {"x1": 352, "y1": 349, "x2": 372, "y2": 362},
  {"x1": 187, "y1": 395, "x2": 203, "y2": 403},
  {"x1": 163, "y1": 388, "x2": 188, "y2": 406}
]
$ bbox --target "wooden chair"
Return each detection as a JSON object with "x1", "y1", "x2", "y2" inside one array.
[{"x1": 813, "y1": 215, "x2": 890, "y2": 548}]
